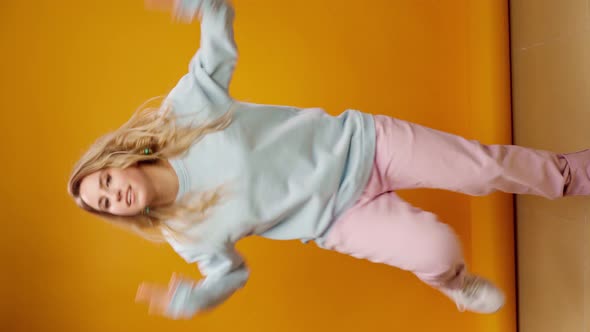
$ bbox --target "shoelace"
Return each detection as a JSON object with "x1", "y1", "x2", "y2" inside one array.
[
  {"x1": 454, "y1": 275, "x2": 482, "y2": 312},
  {"x1": 462, "y1": 275, "x2": 482, "y2": 297}
]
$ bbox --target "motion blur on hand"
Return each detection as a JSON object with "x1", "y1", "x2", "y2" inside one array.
[{"x1": 144, "y1": 0, "x2": 201, "y2": 23}]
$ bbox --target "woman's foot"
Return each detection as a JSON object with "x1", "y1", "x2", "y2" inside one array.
[
  {"x1": 441, "y1": 273, "x2": 505, "y2": 314},
  {"x1": 562, "y1": 149, "x2": 590, "y2": 196}
]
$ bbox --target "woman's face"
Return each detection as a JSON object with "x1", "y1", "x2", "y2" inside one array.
[{"x1": 79, "y1": 166, "x2": 154, "y2": 216}]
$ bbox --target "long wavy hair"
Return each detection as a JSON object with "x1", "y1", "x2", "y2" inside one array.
[{"x1": 68, "y1": 97, "x2": 233, "y2": 242}]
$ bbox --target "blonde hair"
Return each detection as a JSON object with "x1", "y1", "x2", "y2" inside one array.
[{"x1": 68, "y1": 97, "x2": 233, "y2": 242}]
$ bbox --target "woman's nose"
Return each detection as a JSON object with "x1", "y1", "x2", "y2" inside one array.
[{"x1": 108, "y1": 189, "x2": 122, "y2": 203}]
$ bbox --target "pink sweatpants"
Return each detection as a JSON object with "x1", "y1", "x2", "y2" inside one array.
[{"x1": 324, "y1": 115, "x2": 589, "y2": 290}]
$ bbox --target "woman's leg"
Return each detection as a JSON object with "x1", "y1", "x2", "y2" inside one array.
[
  {"x1": 326, "y1": 192, "x2": 466, "y2": 288},
  {"x1": 324, "y1": 192, "x2": 504, "y2": 314},
  {"x1": 371, "y1": 115, "x2": 590, "y2": 198},
  {"x1": 324, "y1": 193, "x2": 504, "y2": 313}
]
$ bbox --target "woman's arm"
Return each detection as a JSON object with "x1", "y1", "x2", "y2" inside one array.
[
  {"x1": 149, "y1": 0, "x2": 237, "y2": 110},
  {"x1": 168, "y1": 244, "x2": 249, "y2": 318},
  {"x1": 185, "y1": 0, "x2": 237, "y2": 91},
  {"x1": 156, "y1": 0, "x2": 237, "y2": 91},
  {"x1": 136, "y1": 242, "x2": 249, "y2": 319}
]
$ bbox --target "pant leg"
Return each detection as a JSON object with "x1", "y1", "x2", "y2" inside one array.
[
  {"x1": 371, "y1": 115, "x2": 580, "y2": 199},
  {"x1": 324, "y1": 191, "x2": 466, "y2": 289}
]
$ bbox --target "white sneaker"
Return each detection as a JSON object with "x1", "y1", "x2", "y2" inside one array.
[{"x1": 441, "y1": 273, "x2": 505, "y2": 314}]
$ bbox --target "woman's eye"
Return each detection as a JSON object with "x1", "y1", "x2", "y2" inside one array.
[
  {"x1": 105, "y1": 199, "x2": 110, "y2": 209},
  {"x1": 106, "y1": 175, "x2": 112, "y2": 187}
]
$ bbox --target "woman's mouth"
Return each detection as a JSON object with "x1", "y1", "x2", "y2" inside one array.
[{"x1": 126, "y1": 186, "x2": 132, "y2": 207}]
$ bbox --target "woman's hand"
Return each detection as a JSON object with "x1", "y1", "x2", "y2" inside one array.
[
  {"x1": 145, "y1": 0, "x2": 177, "y2": 13},
  {"x1": 135, "y1": 273, "x2": 195, "y2": 319},
  {"x1": 145, "y1": 0, "x2": 206, "y2": 23}
]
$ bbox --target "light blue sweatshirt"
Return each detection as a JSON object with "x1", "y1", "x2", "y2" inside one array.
[{"x1": 162, "y1": 0, "x2": 375, "y2": 319}]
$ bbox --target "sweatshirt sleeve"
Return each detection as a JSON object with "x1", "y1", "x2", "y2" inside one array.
[
  {"x1": 179, "y1": 0, "x2": 237, "y2": 93},
  {"x1": 166, "y1": 241, "x2": 249, "y2": 319}
]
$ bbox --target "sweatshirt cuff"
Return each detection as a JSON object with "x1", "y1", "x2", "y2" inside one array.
[{"x1": 166, "y1": 280, "x2": 197, "y2": 319}]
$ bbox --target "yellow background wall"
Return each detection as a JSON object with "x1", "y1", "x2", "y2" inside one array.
[{"x1": 0, "y1": 1, "x2": 514, "y2": 331}]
